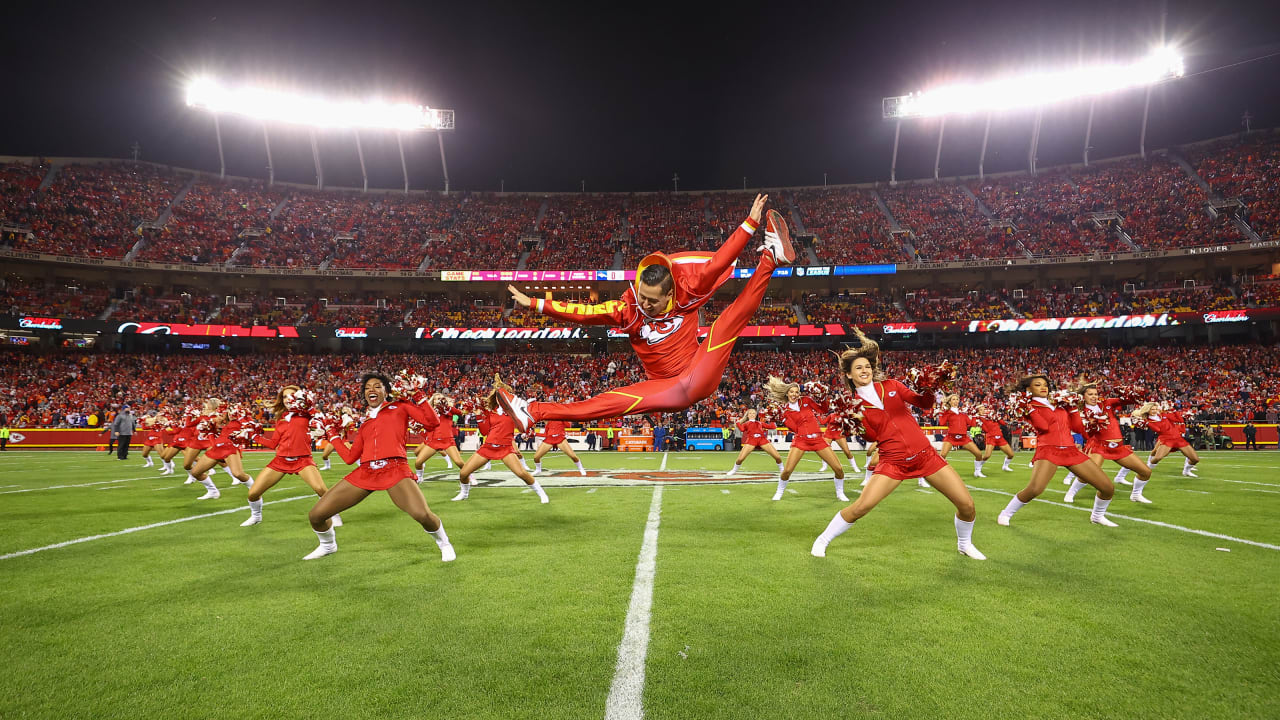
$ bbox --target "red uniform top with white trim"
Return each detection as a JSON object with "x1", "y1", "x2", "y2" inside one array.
[
  {"x1": 330, "y1": 401, "x2": 439, "y2": 464},
  {"x1": 541, "y1": 420, "x2": 569, "y2": 444},
  {"x1": 1026, "y1": 400, "x2": 1085, "y2": 449},
  {"x1": 941, "y1": 408, "x2": 974, "y2": 439},
  {"x1": 1152, "y1": 410, "x2": 1188, "y2": 444},
  {"x1": 854, "y1": 379, "x2": 936, "y2": 461},
  {"x1": 429, "y1": 409, "x2": 460, "y2": 444},
  {"x1": 783, "y1": 397, "x2": 827, "y2": 440},
  {"x1": 478, "y1": 410, "x2": 516, "y2": 453},
  {"x1": 213, "y1": 419, "x2": 241, "y2": 447},
  {"x1": 1082, "y1": 399, "x2": 1125, "y2": 444},
  {"x1": 977, "y1": 416, "x2": 1005, "y2": 440},
  {"x1": 256, "y1": 413, "x2": 313, "y2": 458},
  {"x1": 530, "y1": 218, "x2": 759, "y2": 381},
  {"x1": 737, "y1": 419, "x2": 775, "y2": 445}
]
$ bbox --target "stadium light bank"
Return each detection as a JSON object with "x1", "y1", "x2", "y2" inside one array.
[
  {"x1": 185, "y1": 76, "x2": 456, "y2": 193},
  {"x1": 881, "y1": 46, "x2": 1185, "y2": 182}
]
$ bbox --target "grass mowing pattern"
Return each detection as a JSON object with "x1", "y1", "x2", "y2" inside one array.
[{"x1": 1, "y1": 449, "x2": 1277, "y2": 718}]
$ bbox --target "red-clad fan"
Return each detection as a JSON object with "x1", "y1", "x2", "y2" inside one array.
[
  {"x1": 239, "y1": 386, "x2": 335, "y2": 528},
  {"x1": 532, "y1": 414, "x2": 587, "y2": 477},
  {"x1": 451, "y1": 376, "x2": 548, "y2": 503},
  {"x1": 818, "y1": 410, "x2": 862, "y2": 476},
  {"x1": 1142, "y1": 401, "x2": 1201, "y2": 477},
  {"x1": 725, "y1": 407, "x2": 784, "y2": 477},
  {"x1": 1062, "y1": 381, "x2": 1155, "y2": 504},
  {"x1": 188, "y1": 405, "x2": 255, "y2": 498},
  {"x1": 305, "y1": 372, "x2": 454, "y2": 562},
  {"x1": 497, "y1": 195, "x2": 795, "y2": 429},
  {"x1": 972, "y1": 404, "x2": 1017, "y2": 473},
  {"x1": 414, "y1": 394, "x2": 465, "y2": 480},
  {"x1": 938, "y1": 394, "x2": 986, "y2": 475},
  {"x1": 998, "y1": 375, "x2": 1117, "y2": 527},
  {"x1": 810, "y1": 329, "x2": 984, "y2": 560},
  {"x1": 762, "y1": 378, "x2": 848, "y2": 502}
]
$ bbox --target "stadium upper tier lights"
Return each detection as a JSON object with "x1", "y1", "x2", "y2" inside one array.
[
  {"x1": 185, "y1": 77, "x2": 453, "y2": 131},
  {"x1": 882, "y1": 46, "x2": 1185, "y2": 119}
]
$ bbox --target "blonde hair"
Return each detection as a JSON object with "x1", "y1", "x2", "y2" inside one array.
[
  {"x1": 945, "y1": 393, "x2": 960, "y2": 407},
  {"x1": 1132, "y1": 401, "x2": 1160, "y2": 421},
  {"x1": 836, "y1": 326, "x2": 885, "y2": 391},
  {"x1": 201, "y1": 398, "x2": 223, "y2": 413},
  {"x1": 763, "y1": 375, "x2": 799, "y2": 404}
]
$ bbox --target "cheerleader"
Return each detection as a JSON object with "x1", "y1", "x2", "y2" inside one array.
[
  {"x1": 414, "y1": 394, "x2": 466, "y2": 480},
  {"x1": 973, "y1": 404, "x2": 1016, "y2": 472},
  {"x1": 239, "y1": 386, "x2": 335, "y2": 527},
  {"x1": 531, "y1": 414, "x2": 588, "y2": 477},
  {"x1": 997, "y1": 375, "x2": 1116, "y2": 527},
  {"x1": 1063, "y1": 382, "x2": 1154, "y2": 504},
  {"x1": 818, "y1": 413, "x2": 862, "y2": 475},
  {"x1": 188, "y1": 405, "x2": 255, "y2": 499},
  {"x1": 938, "y1": 394, "x2": 986, "y2": 476},
  {"x1": 452, "y1": 377, "x2": 549, "y2": 503},
  {"x1": 725, "y1": 407, "x2": 784, "y2": 477},
  {"x1": 154, "y1": 409, "x2": 180, "y2": 475},
  {"x1": 1141, "y1": 401, "x2": 1201, "y2": 477},
  {"x1": 811, "y1": 329, "x2": 984, "y2": 559},
  {"x1": 762, "y1": 378, "x2": 848, "y2": 502},
  {"x1": 307, "y1": 372, "x2": 454, "y2": 562},
  {"x1": 137, "y1": 414, "x2": 164, "y2": 469}
]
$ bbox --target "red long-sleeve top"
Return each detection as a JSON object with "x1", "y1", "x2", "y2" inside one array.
[
  {"x1": 782, "y1": 397, "x2": 826, "y2": 440},
  {"x1": 1148, "y1": 411, "x2": 1187, "y2": 444},
  {"x1": 330, "y1": 401, "x2": 439, "y2": 464},
  {"x1": 1027, "y1": 399, "x2": 1085, "y2": 449},
  {"x1": 478, "y1": 410, "x2": 515, "y2": 451},
  {"x1": 1082, "y1": 399, "x2": 1125, "y2": 444},
  {"x1": 256, "y1": 413, "x2": 314, "y2": 458},
  {"x1": 737, "y1": 419, "x2": 776, "y2": 444},
  {"x1": 856, "y1": 379, "x2": 936, "y2": 461},
  {"x1": 941, "y1": 408, "x2": 974, "y2": 436},
  {"x1": 530, "y1": 217, "x2": 758, "y2": 380},
  {"x1": 429, "y1": 408, "x2": 461, "y2": 443},
  {"x1": 977, "y1": 416, "x2": 1006, "y2": 441}
]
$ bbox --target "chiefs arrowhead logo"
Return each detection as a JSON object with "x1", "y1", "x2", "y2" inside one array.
[
  {"x1": 639, "y1": 316, "x2": 684, "y2": 345},
  {"x1": 888, "y1": 391, "x2": 897, "y2": 397}
]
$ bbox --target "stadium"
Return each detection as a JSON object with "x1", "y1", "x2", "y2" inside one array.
[{"x1": 2, "y1": 1, "x2": 1278, "y2": 718}]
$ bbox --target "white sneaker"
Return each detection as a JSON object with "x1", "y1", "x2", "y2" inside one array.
[
  {"x1": 1116, "y1": 477, "x2": 1134, "y2": 486},
  {"x1": 1130, "y1": 494, "x2": 1152, "y2": 504},
  {"x1": 184, "y1": 476, "x2": 195, "y2": 485},
  {"x1": 303, "y1": 544, "x2": 337, "y2": 560},
  {"x1": 451, "y1": 489, "x2": 469, "y2": 501},
  {"x1": 810, "y1": 539, "x2": 828, "y2": 558},
  {"x1": 997, "y1": 513, "x2": 1012, "y2": 526},
  {"x1": 836, "y1": 492, "x2": 851, "y2": 502},
  {"x1": 1091, "y1": 516, "x2": 1119, "y2": 527},
  {"x1": 771, "y1": 491, "x2": 784, "y2": 501},
  {"x1": 532, "y1": 468, "x2": 542, "y2": 476},
  {"x1": 439, "y1": 542, "x2": 457, "y2": 562},
  {"x1": 578, "y1": 466, "x2": 587, "y2": 477},
  {"x1": 958, "y1": 543, "x2": 987, "y2": 560},
  {"x1": 974, "y1": 470, "x2": 987, "y2": 478},
  {"x1": 1001, "y1": 466, "x2": 1014, "y2": 472},
  {"x1": 917, "y1": 479, "x2": 929, "y2": 488},
  {"x1": 197, "y1": 489, "x2": 220, "y2": 500},
  {"x1": 494, "y1": 390, "x2": 533, "y2": 434},
  {"x1": 240, "y1": 515, "x2": 262, "y2": 527}
]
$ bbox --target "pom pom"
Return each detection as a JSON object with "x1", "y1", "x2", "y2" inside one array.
[
  {"x1": 1050, "y1": 389, "x2": 1082, "y2": 409},
  {"x1": 802, "y1": 381, "x2": 830, "y2": 401},
  {"x1": 905, "y1": 360, "x2": 957, "y2": 393},
  {"x1": 1081, "y1": 407, "x2": 1110, "y2": 435},
  {"x1": 284, "y1": 388, "x2": 317, "y2": 414},
  {"x1": 1006, "y1": 391, "x2": 1035, "y2": 419}
]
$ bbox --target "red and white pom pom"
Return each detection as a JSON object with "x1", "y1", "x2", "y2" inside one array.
[
  {"x1": 906, "y1": 360, "x2": 957, "y2": 393},
  {"x1": 759, "y1": 402, "x2": 784, "y2": 425},
  {"x1": 1006, "y1": 391, "x2": 1035, "y2": 419},
  {"x1": 284, "y1": 388, "x2": 316, "y2": 414},
  {"x1": 1110, "y1": 383, "x2": 1145, "y2": 405},
  {"x1": 802, "y1": 381, "x2": 830, "y2": 401},
  {"x1": 1050, "y1": 389, "x2": 1082, "y2": 409},
  {"x1": 1081, "y1": 407, "x2": 1110, "y2": 435}
]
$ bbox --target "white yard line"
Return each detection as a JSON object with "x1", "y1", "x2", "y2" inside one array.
[
  {"x1": 0, "y1": 494, "x2": 313, "y2": 561},
  {"x1": 966, "y1": 485, "x2": 1280, "y2": 551},
  {"x1": 605, "y1": 485, "x2": 663, "y2": 720},
  {"x1": 1173, "y1": 489, "x2": 1211, "y2": 495},
  {"x1": 0, "y1": 475, "x2": 157, "y2": 494},
  {"x1": 658, "y1": 452, "x2": 668, "y2": 472},
  {"x1": 587, "y1": 488, "x2": 598, "y2": 494},
  {"x1": 1243, "y1": 488, "x2": 1280, "y2": 495},
  {"x1": 1217, "y1": 479, "x2": 1280, "y2": 488}
]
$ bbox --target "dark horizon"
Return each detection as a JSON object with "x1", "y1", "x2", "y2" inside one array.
[{"x1": 4, "y1": 0, "x2": 1279, "y2": 193}]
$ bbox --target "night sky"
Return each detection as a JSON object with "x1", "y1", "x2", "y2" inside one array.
[{"x1": 4, "y1": 0, "x2": 1279, "y2": 192}]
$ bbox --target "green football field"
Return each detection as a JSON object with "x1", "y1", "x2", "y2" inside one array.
[{"x1": 1, "y1": 447, "x2": 1277, "y2": 719}]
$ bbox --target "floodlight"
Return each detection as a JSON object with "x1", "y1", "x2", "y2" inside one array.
[
  {"x1": 185, "y1": 77, "x2": 453, "y2": 131},
  {"x1": 883, "y1": 46, "x2": 1185, "y2": 119}
]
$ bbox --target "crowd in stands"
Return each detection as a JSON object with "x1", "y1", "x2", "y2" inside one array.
[
  {"x1": 904, "y1": 288, "x2": 1011, "y2": 321},
  {"x1": 792, "y1": 187, "x2": 901, "y2": 264},
  {"x1": 1241, "y1": 280, "x2": 1280, "y2": 308},
  {"x1": 531, "y1": 194, "x2": 625, "y2": 269},
  {"x1": 1190, "y1": 133, "x2": 1280, "y2": 239},
  {"x1": 800, "y1": 291, "x2": 906, "y2": 324},
  {"x1": 4, "y1": 343, "x2": 1278, "y2": 431},
  {"x1": 3, "y1": 140, "x2": 1279, "y2": 270},
  {"x1": 700, "y1": 297, "x2": 797, "y2": 326},
  {"x1": 0, "y1": 276, "x2": 113, "y2": 318}
]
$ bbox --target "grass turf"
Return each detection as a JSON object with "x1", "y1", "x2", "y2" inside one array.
[{"x1": 0, "y1": 448, "x2": 1277, "y2": 719}]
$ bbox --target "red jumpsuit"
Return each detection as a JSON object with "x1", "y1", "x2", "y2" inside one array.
[
  {"x1": 257, "y1": 413, "x2": 318, "y2": 474},
  {"x1": 1082, "y1": 399, "x2": 1133, "y2": 460},
  {"x1": 329, "y1": 401, "x2": 440, "y2": 491},
  {"x1": 737, "y1": 419, "x2": 775, "y2": 447},
  {"x1": 783, "y1": 397, "x2": 828, "y2": 452},
  {"x1": 1027, "y1": 400, "x2": 1090, "y2": 466},
  {"x1": 477, "y1": 410, "x2": 517, "y2": 461},
  {"x1": 523, "y1": 216, "x2": 776, "y2": 421},
  {"x1": 857, "y1": 380, "x2": 949, "y2": 481}
]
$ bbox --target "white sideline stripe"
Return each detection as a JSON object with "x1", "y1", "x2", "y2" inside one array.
[
  {"x1": 966, "y1": 485, "x2": 1280, "y2": 551},
  {"x1": 605, "y1": 486, "x2": 663, "y2": 720},
  {"x1": 914, "y1": 488, "x2": 931, "y2": 494},
  {"x1": 1218, "y1": 479, "x2": 1280, "y2": 488},
  {"x1": 0, "y1": 494, "x2": 312, "y2": 561},
  {"x1": 0, "y1": 484, "x2": 19, "y2": 489},
  {"x1": 658, "y1": 452, "x2": 668, "y2": 471},
  {"x1": 1244, "y1": 488, "x2": 1280, "y2": 495},
  {"x1": 97, "y1": 487, "x2": 127, "y2": 491},
  {"x1": 0, "y1": 475, "x2": 154, "y2": 494},
  {"x1": 1173, "y1": 489, "x2": 1211, "y2": 495}
]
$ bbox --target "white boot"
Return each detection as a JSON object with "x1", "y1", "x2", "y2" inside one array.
[
  {"x1": 428, "y1": 524, "x2": 455, "y2": 562},
  {"x1": 576, "y1": 461, "x2": 587, "y2": 477},
  {"x1": 973, "y1": 460, "x2": 986, "y2": 478},
  {"x1": 725, "y1": 464, "x2": 740, "y2": 477},
  {"x1": 1130, "y1": 478, "x2": 1152, "y2": 504},
  {"x1": 955, "y1": 516, "x2": 986, "y2": 560},
  {"x1": 997, "y1": 496, "x2": 1026, "y2": 526},
  {"x1": 811, "y1": 511, "x2": 853, "y2": 558},
  {"x1": 1115, "y1": 467, "x2": 1132, "y2": 486},
  {"x1": 1001, "y1": 457, "x2": 1013, "y2": 472},
  {"x1": 303, "y1": 528, "x2": 338, "y2": 560},
  {"x1": 196, "y1": 477, "x2": 220, "y2": 500},
  {"x1": 917, "y1": 478, "x2": 930, "y2": 489},
  {"x1": 1063, "y1": 478, "x2": 1087, "y2": 503},
  {"x1": 772, "y1": 478, "x2": 788, "y2": 501},
  {"x1": 451, "y1": 482, "x2": 470, "y2": 501},
  {"x1": 1090, "y1": 496, "x2": 1118, "y2": 527},
  {"x1": 834, "y1": 476, "x2": 850, "y2": 503},
  {"x1": 241, "y1": 499, "x2": 263, "y2": 526},
  {"x1": 530, "y1": 482, "x2": 549, "y2": 503},
  {"x1": 1062, "y1": 471, "x2": 1076, "y2": 486}
]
